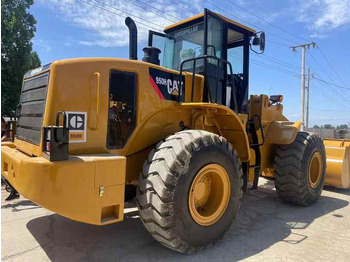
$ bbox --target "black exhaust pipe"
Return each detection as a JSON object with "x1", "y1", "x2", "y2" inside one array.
[{"x1": 125, "y1": 17, "x2": 138, "y2": 60}]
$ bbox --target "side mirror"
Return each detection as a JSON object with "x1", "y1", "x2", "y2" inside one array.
[{"x1": 252, "y1": 32, "x2": 265, "y2": 54}]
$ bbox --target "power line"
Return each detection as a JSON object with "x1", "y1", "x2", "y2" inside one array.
[
  {"x1": 307, "y1": 49, "x2": 337, "y2": 84},
  {"x1": 165, "y1": 0, "x2": 302, "y2": 74},
  {"x1": 106, "y1": 0, "x2": 178, "y2": 24},
  {"x1": 225, "y1": 0, "x2": 308, "y2": 44},
  {"x1": 312, "y1": 71, "x2": 350, "y2": 107},
  {"x1": 80, "y1": 0, "x2": 298, "y2": 78},
  {"x1": 203, "y1": 0, "x2": 299, "y2": 46},
  {"x1": 305, "y1": 49, "x2": 350, "y2": 107},
  {"x1": 286, "y1": 42, "x2": 350, "y2": 109},
  {"x1": 166, "y1": 0, "x2": 197, "y2": 15},
  {"x1": 262, "y1": 54, "x2": 300, "y2": 69},
  {"x1": 79, "y1": 0, "x2": 303, "y2": 78},
  {"x1": 250, "y1": 60, "x2": 298, "y2": 76},
  {"x1": 267, "y1": 40, "x2": 290, "y2": 47},
  {"x1": 308, "y1": 46, "x2": 349, "y2": 93},
  {"x1": 311, "y1": 84, "x2": 341, "y2": 105},
  {"x1": 167, "y1": 0, "x2": 298, "y2": 48},
  {"x1": 310, "y1": 84, "x2": 350, "y2": 116},
  {"x1": 229, "y1": 53, "x2": 298, "y2": 76},
  {"x1": 118, "y1": 0, "x2": 180, "y2": 22},
  {"x1": 251, "y1": 52, "x2": 300, "y2": 70},
  {"x1": 312, "y1": 76, "x2": 350, "y2": 91},
  {"x1": 217, "y1": 0, "x2": 348, "y2": 95},
  {"x1": 78, "y1": 0, "x2": 163, "y2": 32},
  {"x1": 310, "y1": 108, "x2": 350, "y2": 113},
  {"x1": 251, "y1": 58, "x2": 298, "y2": 75},
  {"x1": 81, "y1": 0, "x2": 348, "y2": 106},
  {"x1": 318, "y1": 47, "x2": 348, "y2": 88}
]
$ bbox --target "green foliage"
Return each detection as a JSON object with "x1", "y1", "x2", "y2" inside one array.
[
  {"x1": 337, "y1": 124, "x2": 349, "y2": 130},
  {"x1": 323, "y1": 124, "x2": 335, "y2": 129},
  {"x1": 1, "y1": 0, "x2": 41, "y2": 116},
  {"x1": 313, "y1": 125, "x2": 320, "y2": 129}
]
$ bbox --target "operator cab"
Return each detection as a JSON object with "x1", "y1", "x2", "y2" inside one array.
[{"x1": 148, "y1": 9, "x2": 264, "y2": 113}]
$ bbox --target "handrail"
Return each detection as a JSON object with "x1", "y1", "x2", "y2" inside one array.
[
  {"x1": 178, "y1": 55, "x2": 238, "y2": 113},
  {"x1": 248, "y1": 114, "x2": 265, "y2": 147}
]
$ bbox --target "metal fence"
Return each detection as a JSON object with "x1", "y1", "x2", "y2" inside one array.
[{"x1": 305, "y1": 128, "x2": 350, "y2": 139}]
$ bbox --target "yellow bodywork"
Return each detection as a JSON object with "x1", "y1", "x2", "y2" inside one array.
[
  {"x1": 1, "y1": 145, "x2": 126, "y2": 225},
  {"x1": 164, "y1": 12, "x2": 256, "y2": 34},
  {"x1": 247, "y1": 95, "x2": 302, "y2": 181},
  {"x1": 323, "y1": 139, "x2": 350, "y2": 189},
  {"x1": 3, "y1": 55, "x2": 328, "y2": 226},
  {"x1": 1, "y1": 57, "x2": 251, "y2": 225},
  {"x1": 1, "y1": 57, "x2": 306, "y2": 224}
]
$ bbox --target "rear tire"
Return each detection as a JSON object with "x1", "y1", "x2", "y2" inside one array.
[
  {"x1": 274, "y1": 132, "x2": 326, "y2": 206},
  {"x1": 137, "y1": 130, "x2": 242, "y2": 253}
]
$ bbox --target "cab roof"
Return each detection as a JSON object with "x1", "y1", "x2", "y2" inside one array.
[{"x1": 164, "y1": 12, "x2": 256, "y2": 35}]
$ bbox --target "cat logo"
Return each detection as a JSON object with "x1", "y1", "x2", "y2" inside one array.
[
  {"x1": 167, "y1": 79, "x2": 180, "y2": 96},
  {"x1": 66, "y1": 112, "x2": 87, "y2": 143},
  {"x1": 149, "y1": 68, "x2": 185, "y2": 101},
  {"x1": 69, "y1": 115, "x2": 84, "y2": 129}
]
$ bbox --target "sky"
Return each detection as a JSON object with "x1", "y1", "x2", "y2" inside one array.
[{"x1": 30, "y1": 0, "x2": 350, "y2": 126}]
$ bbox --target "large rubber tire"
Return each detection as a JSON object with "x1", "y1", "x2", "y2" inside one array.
[
  {"x1": 137, "y1": 130, "x2": 242, "y2": 253},
  {"x1": 274, "y1": 132, "x2": 326, "y2": 206}
]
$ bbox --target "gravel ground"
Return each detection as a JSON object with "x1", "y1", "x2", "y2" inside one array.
[{"x1": 1, "y1": 178, "x2": 350, "y2": 262}]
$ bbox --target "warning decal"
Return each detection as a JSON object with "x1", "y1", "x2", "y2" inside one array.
[{"x1": 66, "y1": 111, "x2": 87, "y2": 143}]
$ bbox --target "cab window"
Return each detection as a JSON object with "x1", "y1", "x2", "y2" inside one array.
[
  {"x1": 149, "y1": 23, "x2": 205, "y2": 71},
  {"x1": 107, "y1": 70, "x2": 137, "y2": 149}
]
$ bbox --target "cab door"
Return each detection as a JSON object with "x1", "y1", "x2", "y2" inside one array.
[
  {"x1": 204, "y1": 10, "x2": 228, "y2": 105},
  {"x1": 148, "y1": 31, "x2": 175, "y2": 69}
]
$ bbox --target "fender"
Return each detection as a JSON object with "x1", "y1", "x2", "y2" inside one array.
[
  {"x1": 264, "y1": 121, "x2": 302, "y2": 144},
  {"x1": 180, "y1": 102, "x2": 251, "y2": 162}
]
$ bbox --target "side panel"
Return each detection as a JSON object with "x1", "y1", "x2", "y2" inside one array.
[
  {"x1": 1, "y1": 145, "x2": 126, "y2": 225},
  {"x1": 249, "y1": 94, "x2": 302, "y2": 174}
]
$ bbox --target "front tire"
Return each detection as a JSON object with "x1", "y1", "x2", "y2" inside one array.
[
  {"x1": 274, "y1": 132, "x2": 326, "y2": 206},
  {"x1": 137, "y1": 130, "x2": 242, "y2": 253}
]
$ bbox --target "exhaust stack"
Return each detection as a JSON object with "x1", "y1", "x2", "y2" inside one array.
[{"x1": 125, "y1": 17, "x2": 138, "y2": 60}]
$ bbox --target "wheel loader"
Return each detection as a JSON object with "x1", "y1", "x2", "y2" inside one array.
[{"x1": 1, "y1": 9, "x2": 349, "y2": 253}]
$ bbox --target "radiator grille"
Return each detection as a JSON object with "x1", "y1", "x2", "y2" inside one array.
[{"x1": 16, "y1": 73, "x2": 49, "y2": 145}]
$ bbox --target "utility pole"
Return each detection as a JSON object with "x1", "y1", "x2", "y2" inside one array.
[
  {"x1": 306, "y1": 67, "x2": 310, "y2": 129},
  {"x1": 290, "y1": 42, "x2": 317, "y2": 131}
]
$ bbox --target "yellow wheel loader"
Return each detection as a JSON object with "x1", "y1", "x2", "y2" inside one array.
[{"x1": 1, "y1": 9, "x2": 348, "y2": 253}]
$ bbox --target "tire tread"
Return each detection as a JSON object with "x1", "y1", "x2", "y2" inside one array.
[{"x1": 137, "y1": 130, "x2": 242, "y2": 253}]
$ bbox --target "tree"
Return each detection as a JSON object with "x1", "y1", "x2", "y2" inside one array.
[
  {"x1": 313, "y1": 125, "x2": 320, "y2": 129},
  {"x1": 324, "y1": 124, "x2": 335, "y2": 129},
  {"x1": 337, "y1": 124, "x2": 348, "y2": 130},
  {"x1": 1, "y1": 0, "x2": 41, "y2": 116}
]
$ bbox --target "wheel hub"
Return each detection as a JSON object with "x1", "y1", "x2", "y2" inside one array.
[
  {"x1": 309, "y1": 151, "x2": 322, "y2": 189},
  {"x1": 189, "y1": 164, "x2": 230, "y2": 226},
  {"x1": 193, "y1": 174, "x2": 211, "y2": 209}
]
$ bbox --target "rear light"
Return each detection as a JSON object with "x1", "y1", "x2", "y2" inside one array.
[{"x1": 46, "y1": 141, "x2": 51, "y2": 153}]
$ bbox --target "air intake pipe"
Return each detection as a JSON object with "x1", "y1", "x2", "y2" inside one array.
[{"x1": 125, "y1": 17, "x2": 138, "y2": 60}]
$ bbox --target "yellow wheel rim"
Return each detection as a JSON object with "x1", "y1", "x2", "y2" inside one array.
[
  {"x1": 188, "y1": 164, "x2": 230, "y2": 226},
  {"x1": 308, "y1": 151, "x2": 322, "y2": 189}
]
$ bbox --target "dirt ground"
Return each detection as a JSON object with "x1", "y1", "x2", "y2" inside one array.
[{"x1": 1, "y1": 178, "x2": 350, "y2": 261}]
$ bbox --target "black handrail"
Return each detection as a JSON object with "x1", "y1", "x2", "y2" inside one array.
[
  {"x1": 248, "y1": 114, "x2": 265, "y2": 147},
  {"x1": 178, "y1": 55, "x2": 238, "y2": 113},
  {"x1": 55, "y1": 111, "x2": 68, "y2": 144}
]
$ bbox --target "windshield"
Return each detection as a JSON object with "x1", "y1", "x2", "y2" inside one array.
[{"x1": 163, "y1": 23, "x2": 205, "y2": 71}]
